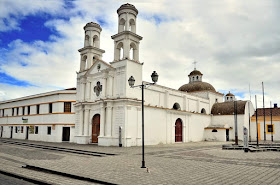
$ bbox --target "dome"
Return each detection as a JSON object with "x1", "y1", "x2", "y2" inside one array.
[
  {"x1": 225, "y1": 92, "x2": 235, "y2": 96},
  {"x1": 117, "y1": 3, "x2": 138, "y2": 14},
  {"x1": 178, "y1": 81, "x2": 216, "y2": 92},
  {"x1": 188, "y1": 69, "x2": 203, "y2": 76},
  {"x1": 84, "y1": 22, "x2": 101, "y2": 30}
]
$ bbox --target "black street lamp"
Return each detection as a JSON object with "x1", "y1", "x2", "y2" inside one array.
[{"x1": 128, "y1": 71, "x2": 158, "y2": 168}]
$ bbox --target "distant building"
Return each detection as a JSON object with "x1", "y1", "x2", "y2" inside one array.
[
  {"x1": 0, "y1": 89, "x2": 76, "y2": 142},
  {"x1": 0, "y1": 3, "x2": 255, "y2": 146},
  {"x1": 251, "y1": 104, "x2": 280, "y2": 141}
]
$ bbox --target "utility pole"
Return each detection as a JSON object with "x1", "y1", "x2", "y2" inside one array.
[
  {"x1": 255, "y1": 95, "x2": 259, "y2": 147},
  {"x1": 262, "y1": 82, "x2": 266, "y2": 141}
]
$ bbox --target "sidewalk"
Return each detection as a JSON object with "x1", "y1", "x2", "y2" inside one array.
[{"x1": 1, "y1": 138, "x2": 280, "y2": 185}]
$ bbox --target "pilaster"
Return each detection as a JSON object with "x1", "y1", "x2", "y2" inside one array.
[
  {"x1": 79, "y1": 109, "x2": 84, "y2": 136},
  {"x1": 84, "y1": 108, "x2": 90, "y2": 136},
  {"x1": 105, "y1": 102, "x2": 112, "y2": 136},
  {"x1": 99, "y1": 103, "x2": 105, "y2": 137}
]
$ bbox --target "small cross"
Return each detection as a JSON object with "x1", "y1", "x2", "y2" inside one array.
[{"x1": 193, "y1": 60, "x2": 197, "y2": 70}]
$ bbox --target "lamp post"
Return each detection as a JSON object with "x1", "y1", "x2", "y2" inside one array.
[{"x1": 128, "y1": 71, "x2": 159, "y2": 168}]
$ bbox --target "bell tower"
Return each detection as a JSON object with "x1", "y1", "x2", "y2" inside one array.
[
  {"x1": 111, "y1": 3, "x2": 142, "y2": 62},
  {"x1": 78, "y1": 22, "x2": 105, "y2": 72}
]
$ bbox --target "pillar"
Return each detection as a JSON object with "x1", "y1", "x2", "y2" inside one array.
[
  {"x1": 79, "y1": 109, "x2": 84, "y2": 136},
  {"x1": 105, "y1": 104, "x2": 112, "y2": 136},
  {"x1": 102, "y1": 76, "x2": 107, "y2": 98},
  {"x1": 85, "y1": 81, "x2": 90, "y2": 101},
  {"x1": 84, "y1": 109, "x2": 89, "y2": 136},
  {"x1": 125, "y1": 13, "x2": 129, "y2": 31},
  {"x1": 165, "y1": 91, "x2": 169, "y2": 108},
  {"x1": 81, "y1": 83, "x2": 85, "y2": 101},
  {"x1": 106, "y1": 75, "x2": 113, "y2": 98},
  {"x1": 99, "y1": 104, "x2": 105, "y2": 137},
  {"x1": 123, "y1": 40, "x2": 130, "y2": 59},
  {"x1": 183, "y1": 95, "x2": 187, "y2": 111}
]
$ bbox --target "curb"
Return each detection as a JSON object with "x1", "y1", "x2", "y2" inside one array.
[{"x1": 0, "y1": 169, "x2": 52, "y2": 185}]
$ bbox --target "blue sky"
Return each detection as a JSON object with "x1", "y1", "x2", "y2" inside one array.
[{"x1": 0, "y1": 0, "x2": 280, "y2": 107}]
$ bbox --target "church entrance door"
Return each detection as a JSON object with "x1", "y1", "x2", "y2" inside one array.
[
  {"x1": 175, "y1": 119, "x2": 182, "y2": 142},
  {"x1": 92, "y1": 114, "x2": 100, "y2": 143}
]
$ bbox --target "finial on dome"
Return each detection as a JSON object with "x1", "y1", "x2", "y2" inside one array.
[{"x1": 193, "y1": 60, "x2": 197, "y2": 70}]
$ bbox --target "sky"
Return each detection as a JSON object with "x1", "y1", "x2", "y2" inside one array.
[{"x1": 0, "y1": 0, "x2": 279, "y2": 109}]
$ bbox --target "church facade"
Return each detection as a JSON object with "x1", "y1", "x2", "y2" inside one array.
[
  {"x1": 0, "y1": 4, "x2": 255, "y2": 146},
  {"x1": 74, "y1": 3, "x2": 255, "y2": 147}
]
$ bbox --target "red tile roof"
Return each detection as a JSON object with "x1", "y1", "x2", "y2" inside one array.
[{"x1": 252, "y1": 108, "x2": 280, "y2": 116}]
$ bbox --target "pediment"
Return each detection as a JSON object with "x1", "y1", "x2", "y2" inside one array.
[{"x1": 85, "y1": 59, "x2": 113, "y2": 76}]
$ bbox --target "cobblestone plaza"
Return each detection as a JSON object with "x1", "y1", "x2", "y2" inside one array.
[{"x1": 1, "y1": 138, "x2": 280, "y2": 184}]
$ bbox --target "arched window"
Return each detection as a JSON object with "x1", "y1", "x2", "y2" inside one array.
[
  {"x1": 129, "y1": 19, "x2": 136, "y2": 32},
  {"x1": 119, "y1": 18, "x2": 125, "y2": 32},
  {"x1": 82, "y1": 55, "x2": 88, "y2": 70},
  {"x1": 85, "y1": 35, "x2": 89, "y2": 46},
  {"x1": 196, "y1": 76, "x2": 199, "y2": 80},
  {"x1": 116, "y1": 42, "x2": 124, "y2": 60},
  {"x1": 130, "y1": 42, "x2": 137, "y2": 60},
  {"x1": 173, "y1": 103, "x2": 181, "y2": 110},
  {"x1": 92, "y1": 35, "x2": 99, "y2": 47},
  {"x1": 227, "y1": 97, "x2": 229, "y2": 100},
  {"x1": 201, "y1": 108, "x2": 206, "y2": 114},
  {"x1": 212, "y1": 129, "x2": 218, "y2": 132}
]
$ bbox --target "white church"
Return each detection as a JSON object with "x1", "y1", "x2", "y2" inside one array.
[{"x1": 0, "y1": 3, "x2": 255, "y2": 147}]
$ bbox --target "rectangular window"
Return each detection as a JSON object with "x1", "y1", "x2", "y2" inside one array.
[
  {"x1": 17, "y1": 107, "x2": 19, "y2": 115},
  {"x1": 49, "y1": 103, "x2": 53, "y2": 113},
  {"x1": 36, "y1": 105, "x2": 40, "y2": 114},
  {"x1": 47, "y1": 126, "x2": 51, "y2": 135},
  {"x1": 28, "y1": 106, "x2": 30, "y2": 115},
  {"x1": 64, "y1": 102, "x2": 71, "y2": 112},
  {"x1": 266, "y1": 124, "x2": 274, "y2": 133},
  {"x1": 35, "y1": 126, "x2": 39, "y2": 134},
  {"x1": 22, "y1": 107, "x2": 25, "y2": 115},
  {"x1": 12, "y1": 108, "x2": 14, "y2": 116},
  {"x1": 2, "y1": 109, "x2": 4, "y2": 117},
  {"x1": 21, "y1": 126, "x2": 24, "y2": 133},
  {"x1": 15, "y1": 126, "x2": 17, "y2": 133}
]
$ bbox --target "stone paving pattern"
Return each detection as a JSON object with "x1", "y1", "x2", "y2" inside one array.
[{"x1": 1, "y1": 139, "x2": 280, "y2": 185}]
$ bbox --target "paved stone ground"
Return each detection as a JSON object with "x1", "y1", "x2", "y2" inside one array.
[
  {"x1": 0, "y1": 173, "x2": 35, "y2": 185},
  {"x1": 1, "y1": 138, "x2": 280, "y2": 185}
]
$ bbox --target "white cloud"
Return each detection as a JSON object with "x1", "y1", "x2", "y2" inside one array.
[
  {"x1": 0, "y1": 0, "x2": 280, "y2": 109},
  {"x1": 0, "y1": 0, "x2": 66, "y2": 31}
]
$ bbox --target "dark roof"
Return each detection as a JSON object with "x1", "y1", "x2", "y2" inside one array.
[
  {"x1": 65, "y1": 88, "x2": 76, "y2": 90},
  {"x1": 178, "y1": 81, "x2": 215, "y2": 92},
  {"x1": 84, "y1": 22, "x2": 101, "y2": 30},
  {"x1": 225, "y1": 92, "x2": 235, "y2": 96},
  {"x1": 211, "y1": 101, "x2": 247, "y2": 115},
  {"x1": 117, "y1": 3, "x2": 138, "y2": 14},
  {"x1": 188, "y1": 69, "x2": 203, "y2": 76},
  {"x1": 252, "y1": 108, "x2": 280, "y2": 116}
]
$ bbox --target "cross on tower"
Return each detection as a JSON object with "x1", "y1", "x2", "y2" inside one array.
[{"x1": 193, "y1": 60, "x2": 197, "y2": 70}]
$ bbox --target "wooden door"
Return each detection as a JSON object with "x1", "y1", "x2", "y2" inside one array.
[
  {"x1": 92, "y1": 114, "x2": 100, "y2": 143},
  {"x1": 175, "y1": 119, "x2": 182, "y2": 142}
]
